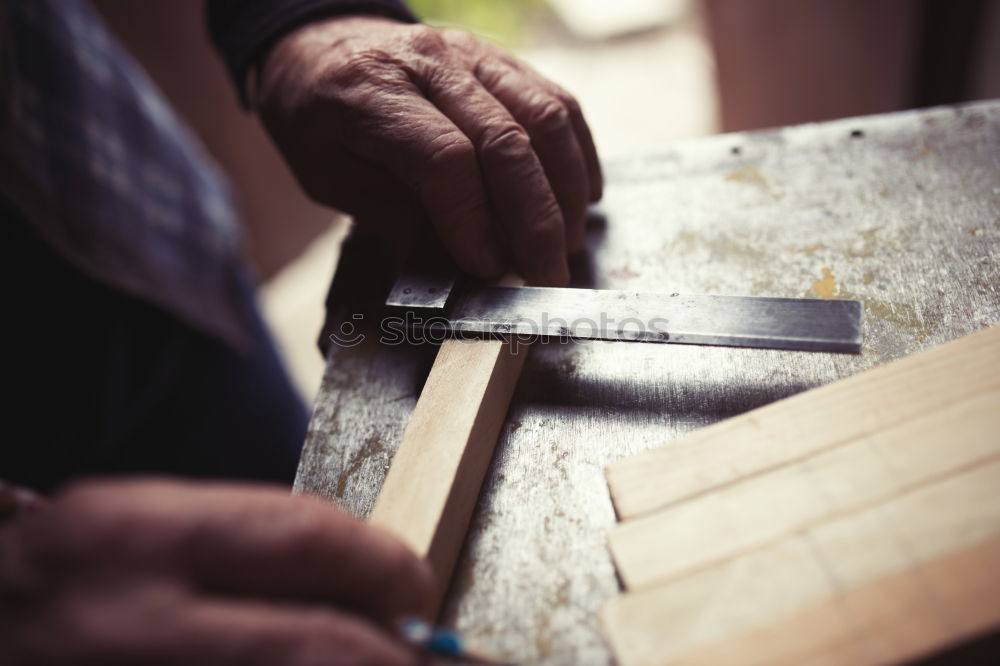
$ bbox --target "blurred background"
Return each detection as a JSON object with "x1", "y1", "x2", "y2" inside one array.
[{"x1": 92, "y1": 0, "x2": 1000, "y2": 404}]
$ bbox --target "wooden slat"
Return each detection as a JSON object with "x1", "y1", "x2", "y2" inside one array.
[
  {"x1": 610, "y1": 388, "x2": 1000, "y2": 589},
  {"x1": 606, "y1": 326, "x2": 1000, "y2": 520},
  {"x1": 368, "y1": 278, "x2": 528, "y2": 616},
  {"x1": 603, "y1": 459, "x2": 1000, "y2": 666}
]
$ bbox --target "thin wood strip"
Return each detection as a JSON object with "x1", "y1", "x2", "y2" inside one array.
[
  {"x1": 610, "y1": 389, "x2": 1000, "y2": 590},
  {"x1": 602, "y1": 458, "x2": 1000, "y2": 666},
  {"x1": 610, "y1": 538, "x2": 1000, "y2": 666},
  {"x1": 606, "y1": 326, "x2": 1000, "y2": 520},
  {"x1": 369, "y1": 277, "x2": 528, "y2": 616}
]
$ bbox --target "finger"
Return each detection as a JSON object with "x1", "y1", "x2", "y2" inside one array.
[
  {"x1": 334, "y1": 83, "x2": 505, "y2": 278},
  {"x1": 471, "y1": 58, "x2": 589, "y2": 253},
  {"x1": 59, "y1": 480, "x2": 434, "y2": 622},
  {"x1": 184, "y1": 488, "x2": 435, "y2": 621},
  {"x1": 64, "y1": 582, "x2": 422, "y2": 666},
  {"x1": 519, "y1": 65, "x2": 603, "y2": 203},
  {"x1": 518, "y1": 68, "x2": 602, "y2": 204},
  {"x1": 459, "y1": 37, "x2": 603, "y2": 204},
  {"x1": 419, "y1": 66, "x2": 570, "y2": 286},
  {"x1": 563, "y1": 92, "x2": 603, "y2": 203},
  {"x1": 267, "y1": 41, "x2": 504, "y2": 278},
  {"x1": 179, "y1": 598, "x2": 422, "y2": 666}
]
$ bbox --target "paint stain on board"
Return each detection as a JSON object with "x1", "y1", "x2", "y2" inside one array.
[
  {"x1": 807, "y1": 267, "x2": 841, "y2": 299},
  {"x1": 856, "y1": 293, "x2": 939, "y2": 342},
  {"x1": 334, "y1": 435, "x2": 386, "y2": 498},
  {"x1": 804, "y1": 267, "x2": 940, "y2": 341},
  {"x1": 726, "y1": 165, "x2": 768, "y2": 188},
  {"x1": 842, "y1": 289, "x2": 940, "y2": 342},
  {"x1": 725, "y1": 165, "x2": 783, "y2": 200},
  {"x1": 788, "y1": 242, "x2": 827, "y2": 257},
  {"x1": 847, "y1": 226, "x2": 884, "y2": 258},
  {"x1": 669, "y1": 229, "x2": 767, "y2": 263}
]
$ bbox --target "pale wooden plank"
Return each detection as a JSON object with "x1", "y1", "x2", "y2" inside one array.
[
  {"x1": 368, "y1": 278, "x2": 528, "y2": 616},
  {"x1": 603, "y1": 458, "x2": 1000, "y2": 666},
  {"x1": 670, "y1": 538, "x2": 1000, "y2": 666},
  {"x1": 606, "y1": 326, "x2": 1000, "y2": 520},
  {"x1": 609, "y1": 388, "x2": 1000, "y2": 590}
]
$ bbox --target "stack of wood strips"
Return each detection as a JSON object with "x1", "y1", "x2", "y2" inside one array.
[{"x1": 602, "y1": 327, "x2": 1000, "y2": 666}]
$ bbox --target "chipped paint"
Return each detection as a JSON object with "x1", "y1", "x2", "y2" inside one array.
[
  {"x1": 807, "y1": 267, "x2": 841, "y2": 299},
  {"x1": 669, "y1": 229, "x2": 766, "y2": 263},
  {"x1": 805, "y1": 265, "x2": 939, "y2": 341},
  {"x1": 725, "y1": 165, "x2": 784, "y2": 200},
  {"x1": 841, "y1": 288, "x2": 940, "y2": 342},
  {"x1": 788, "y1": 242, "x2": 827, "y2": 257},
  {"x1": 726, "y1": 165, "x2": 768, "y2": 188},
  {"x1": 846, "y1": 226, "x2": 885, "y2": 258}
]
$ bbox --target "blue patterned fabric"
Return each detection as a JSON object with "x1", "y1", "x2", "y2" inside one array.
[{"x1": 0, "y1": 0, "x2": 255, "y2": 350}]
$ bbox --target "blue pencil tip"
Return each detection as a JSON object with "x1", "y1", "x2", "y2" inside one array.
[{"x1": 427, "y1": 629, "x2": 463, "y2": 656}]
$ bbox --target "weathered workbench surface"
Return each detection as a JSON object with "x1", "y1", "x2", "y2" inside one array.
[{"x1": 295, "y1": 101, "x2": 1000, "y2": 665}]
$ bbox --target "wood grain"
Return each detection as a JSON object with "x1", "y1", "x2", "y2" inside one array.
[
  {"x1": 368, "y1": 277, "x2": 528, "y2": 616},
  {"x1": 603, "y1": 460, "x2": 1000, "y2": 666},
  {"x1": 610, "y1": 389, "x2": 1000, "y2": 589},
  {"x1": 606, "y1": 536, "x2": 1000, "y2": 666},
  {"x1": 603, "y1": 327, "x2": 1000, "y2": 665},
  {"x1": 606, "y1": 326, "x2": 1000, "y2": 520}
]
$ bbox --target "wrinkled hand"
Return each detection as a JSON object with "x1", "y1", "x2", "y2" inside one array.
[
  {"x1": 257, "y1": 16, "x2": 603, "y2": 286},
  {"x1": 0, "y1": 479, "x2": 433, "y2": 666}
]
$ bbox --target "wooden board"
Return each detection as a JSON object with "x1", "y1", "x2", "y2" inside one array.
[
  {"x1": 368, "y1": 278, "x2": 528, "y2": 617},
  {"x1": 602, "y1": 327, "x2": 1000, "y2": 666},
  {"x1": 609, "y1": 388, "x2": 1000, "y2": 590},
  {"x1": 607, "y1": 325, "x2": 1000, "y2": 520}
]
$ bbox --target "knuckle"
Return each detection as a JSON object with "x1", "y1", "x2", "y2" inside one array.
[
  {"x1": 471, "y1": 58, "x2": 505, "y2": 87},
  {"x1": 525, "y1": 98, "x2": 570, "y2": 134},
  {"x1": 406, "y1": 24, "x2": 446, "y2": 55},
  {"x1": 424, "y1": 65, "x2": 468, "y2": 94},
  {"x1": 442, "y1": 28, "x2": 477, "y2": 51},
  {"x1": 424, "y1": 133, "x2": 476, "y2": 172},
  {"x1": 560, "y1": 92, "x2": 583, "y2": 117},
  {"x1": 480, "y1": 124, "x2": 530, "y2": 160}
]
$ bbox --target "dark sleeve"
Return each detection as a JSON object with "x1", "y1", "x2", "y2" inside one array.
[{"x1": 206, "y1": 0, "x2": 419, "y2": 107}]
